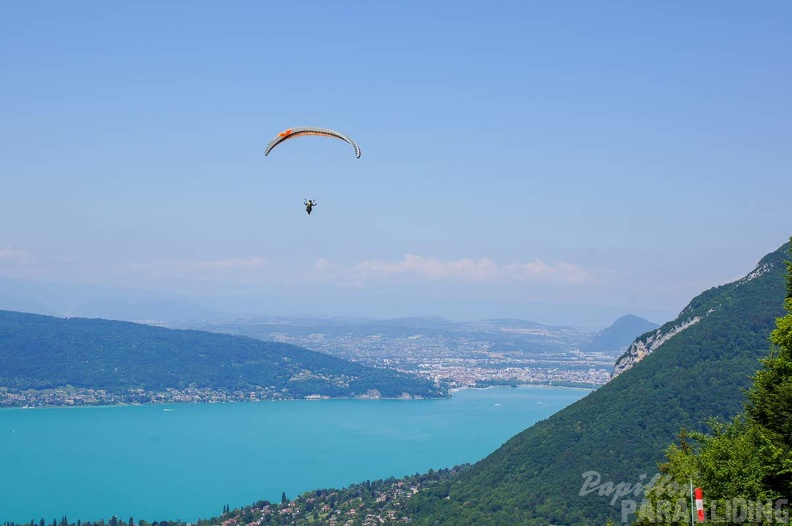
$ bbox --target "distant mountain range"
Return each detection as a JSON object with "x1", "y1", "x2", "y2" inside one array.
[
  {"x1": 0, "y1": 311, "x2": 445, "y2": 403},
  {"x1": 0, "y1": 277, "x2": 672, "y2": 327},
  {"x1": 406, "y1": 239, "x2": 790, "y2": 525}
]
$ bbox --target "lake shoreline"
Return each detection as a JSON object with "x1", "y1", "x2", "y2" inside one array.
[{"x1": 1, "y1": 382, "x2": 594, "y2": 410}]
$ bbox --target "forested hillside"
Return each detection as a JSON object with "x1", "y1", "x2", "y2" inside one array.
[{"x1": 0, "y1": 311, "x2": 445, "y2": 403}]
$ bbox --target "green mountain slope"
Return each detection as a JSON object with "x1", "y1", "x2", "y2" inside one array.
[
  {"x1": 0, "y1": 310, "x2": 444, "y2": 401},
  {"x1": 407, "y1": 240, "x2": 790, "y2": 525}
]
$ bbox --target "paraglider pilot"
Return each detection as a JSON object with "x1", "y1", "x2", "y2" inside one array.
[{"x1": 304, "y1": 199, "x2": 317, "y2": 215}]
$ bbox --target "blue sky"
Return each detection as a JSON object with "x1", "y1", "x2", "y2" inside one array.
[{"x1": 1, "y1": 1, "x2": 790, "y2": 325}]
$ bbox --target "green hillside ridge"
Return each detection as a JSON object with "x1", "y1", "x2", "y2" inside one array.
[
  {"x1": 612, "y1": 248, "x2": 784, "y2": 380},
  {"x1": 404, "y1": 240, "x2": 790, "y2": 525},
  {"x1": 635, "y1": 245, "x2": 792, "y2": 525},
  {"x1": 0, "y1": 311, "x2": 445, "y2": 404}
]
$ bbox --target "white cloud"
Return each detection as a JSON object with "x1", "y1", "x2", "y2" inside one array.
[
  {"x1": 502, "y1": 260, "x2": 593, "y2": 284},
  {"x1": 355, "y1": 255, "x2": 499, "y2": 281},
  {"x1": 0, "y1": 246, "x2": 30, "y2": 264},
  {"x1": 305, "y1": 254, "x2": 597, "y2": 285},
  {"x1": 309, "y1": 258, "x2": 335, "y2": 273},
  {"x1": 175, "y1": 257, "x2": 267, "y2": 272}
]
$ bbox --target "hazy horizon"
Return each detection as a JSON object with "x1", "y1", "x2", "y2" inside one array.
[{"x1": 0, "y1": 274, "x2": 675, "y2": 327}]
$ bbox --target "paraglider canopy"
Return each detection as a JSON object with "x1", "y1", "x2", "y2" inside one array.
[{"x1": 264, "y1": 127, "x2": 361, "y2": 158}]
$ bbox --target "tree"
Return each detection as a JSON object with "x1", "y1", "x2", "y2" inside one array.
[
  {"x1": 744, "y1": 237, "x2": 792, "y2": 495},
  {"x1": 281, "y1": 492, "x2": 288, "y2": 504}
]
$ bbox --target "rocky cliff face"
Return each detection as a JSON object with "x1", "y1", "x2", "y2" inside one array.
[
  {"x1": 611, "y1": 247, "x2": 783, "y2": 379},
  {"x1": 612, "y1": 315, "x2": 706, "y2": 378}
]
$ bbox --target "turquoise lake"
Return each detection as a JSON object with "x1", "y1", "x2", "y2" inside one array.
[{"x1": 0, "y1": 386, "x2": 590, "y2": 523}]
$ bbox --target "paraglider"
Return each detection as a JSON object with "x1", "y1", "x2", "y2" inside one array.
[
  {"x1": 265, "y1": 126, "x2": 360, "y2": 216},
  {"x1": 265, "y1": 127, "x2": 361, "y2": 159}
]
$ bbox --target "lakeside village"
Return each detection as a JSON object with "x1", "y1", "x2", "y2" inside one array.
[
  {"x1": 202, "y1": 466, "x2": 466, "y2": 526},
  {"x1": 0, "y1": 385, "x2": 297, "y2": 408}
]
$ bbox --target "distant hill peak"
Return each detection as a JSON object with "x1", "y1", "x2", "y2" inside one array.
[{"x1": 583, "y1": 313, "x2": 659, "y2": 353}]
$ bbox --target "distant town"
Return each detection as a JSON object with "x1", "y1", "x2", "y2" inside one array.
[
  {"x1": 258, "y1": 329, "x2": 615, "y2": 389},
  {"x1": 172, "y1": 316, "x2": 622, "y2": 390}
]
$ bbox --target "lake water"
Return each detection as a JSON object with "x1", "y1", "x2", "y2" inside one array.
[{"x1": 0, "y1": 386, "x2": 589, "y2": 523}]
